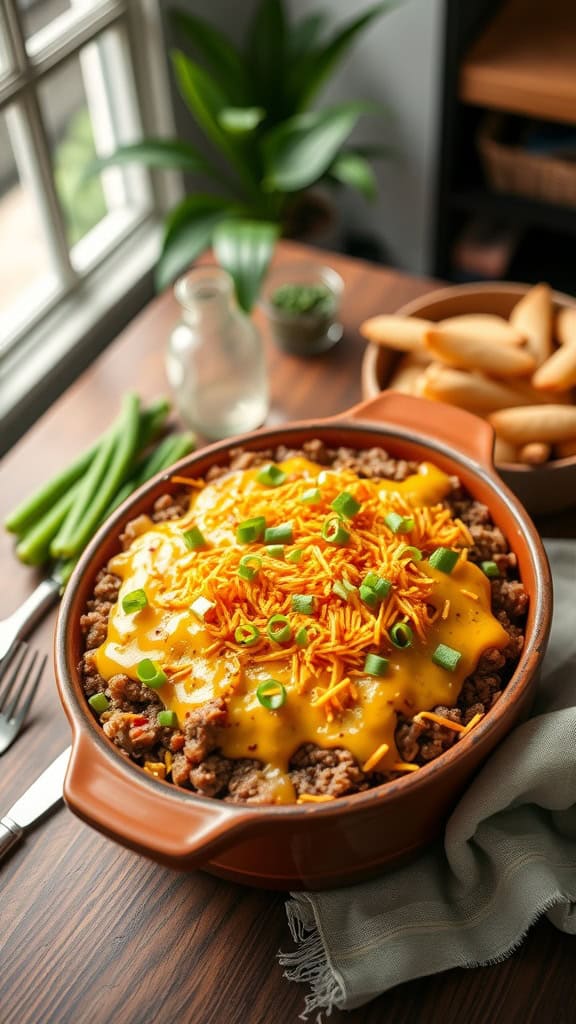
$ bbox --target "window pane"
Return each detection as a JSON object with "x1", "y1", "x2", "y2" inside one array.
[
  {"x1": 0, "y1": 24, "x2": 10, "y2": 75},
  {"x1": 0, "y1": 109, "x2": 58, "y2": 346},
  {"x1": 17, "y1": 0, "x2": 93, "y2": 40},
  {"x1": 38, "y1": 28, "x2": 150, "y2": 268}
]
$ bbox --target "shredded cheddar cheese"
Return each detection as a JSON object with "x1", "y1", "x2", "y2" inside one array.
[{"x1": 95, "y1": 456, "x2": 510, "y2": 803}]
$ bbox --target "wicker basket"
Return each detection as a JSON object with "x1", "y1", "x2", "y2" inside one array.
[{"x1": 478, "y1": 115, "x2": 576, "y2": 208}]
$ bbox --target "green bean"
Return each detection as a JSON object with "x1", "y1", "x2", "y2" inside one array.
[
  {"x1": 135, "y1": 431, "x2": 196, "y2": 484},
  {"x1": 4, "y1": 396, "x2": 170, "y2": 537},
  {"x1": 54, "y1": 431, "x2": 195, "y2": 587},
  {"x1": 51, "y1": 393, "x2": 141, "y2": 558},
  {"x1": 4, "y1": 442, "x2": 102, "y2": 536},
  {"x1": 15, "y1": 480, "x2": 83, "y2": 566}
]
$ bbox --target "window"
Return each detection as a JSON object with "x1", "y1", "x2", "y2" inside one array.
[{"x1": 0, "y1": 0, "x2": 180, "y2": 452}]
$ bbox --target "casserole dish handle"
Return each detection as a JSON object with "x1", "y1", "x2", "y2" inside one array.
[
  {"x1": 342, "y1": 391, "x2": 495, "y2": 467},
  {"x1": 64, "y1": 732, "x2": 264, "y2": 867}
]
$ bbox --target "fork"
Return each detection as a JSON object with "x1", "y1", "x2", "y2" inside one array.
[
  {"x1": 0, "y1": 576, "x2": 60, "y2": 670},
  {"x1": 0, "y1": 643, "x2": 47, "y2": 755}
]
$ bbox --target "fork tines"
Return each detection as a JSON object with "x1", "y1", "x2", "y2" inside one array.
[{"x1": 0, "y1": 642, "x2": 46, "y2": 753}]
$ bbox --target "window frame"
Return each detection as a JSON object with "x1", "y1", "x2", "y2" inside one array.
[{"x1": 0, "y1": 0, "x2": 183, "y2": 455}]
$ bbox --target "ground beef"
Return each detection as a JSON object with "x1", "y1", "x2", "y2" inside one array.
[
  {"x1": 80, "y1": 443, "x2": 529, "y2": 805},
  {"x1": 226, "y1": 760, "x2": 280, "y2": 805},
  {"x1": 289, "y1": 744, "x2": 367, "y2": 798}
]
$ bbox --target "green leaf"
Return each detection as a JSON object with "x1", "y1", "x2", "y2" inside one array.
[
  {"x1": 170, "y1": 9, "x2": 248, "y2": 101},
  {"x1": 245, "y1": 0, "x2": 286, "y2": 117},
  {"x1": 85, "y1": 139, "x2": 213, "y2": 177},
  {"x1": 213, "y1": 219, "x2": 279, "y2": 312},
  {"x1": 288, "y1": 11, "x2": 327, "y2": 59},
  {"x1": 171, "y1": 50, "x2": 254, "y2": 187},
  {"x1": 328, "y1": 151, "x2": 378, "y2": 200},
  {"x1": 155, "y1": 194, "x2": 233, "y2": 291},
  {"x1": 218, "y1": 107, "x2": 266, "y2": 135},
  {"x1": 288, "y1": 2, "x2": 396, "y2": 111},
  {"x1": 263, "y1": 102, "x2": 377, "y2": 193}
]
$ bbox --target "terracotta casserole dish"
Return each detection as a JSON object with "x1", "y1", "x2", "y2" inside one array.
[{"x1": 55, "y1": 392, "x2": 552, "y2": 891}]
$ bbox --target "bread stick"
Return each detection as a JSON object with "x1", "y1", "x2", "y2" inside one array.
[
  {"x1": 509, "y1": 283, "x2": 552, "y2": 365},
  {"x1": 489, "y1": 405, "x2": 576, "y2": 444},
  {"x1": 359, "y1": 315, "x2": 431, "y2": 351},
  {"x1": 518, "y1": 442, "x2": 551, "y2": 465},
  {"x1": 532, "y1": 340, "x2": 576, "y2": 391},
  {"x1": 438, "y1": 314, "x2": 525, "y2": 346},
  {"x1": 493, "y1": 437, "x2": 518, "y2": 464},
  {"x1": 388, "y1": 357, "x2": 428, "y2": 395},
  {"x1": 424, "y1": 329, "x2": 536, "y2": 377},
  {"x1": 420, "y1": 365, "x2": 537, "y2": 413},
  {"x1": 555, "y1": 437, "x2": 576, "y2": 458},
  {"x1": 556, "y1": 307, "x2": 576, "y2": 346}
]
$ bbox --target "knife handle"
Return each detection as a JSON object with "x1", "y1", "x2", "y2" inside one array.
[{"x1": 0, "y1": 817, "x2": 23, "y2": 863}]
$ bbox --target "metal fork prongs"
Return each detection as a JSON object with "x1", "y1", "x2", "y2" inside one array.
[{"x1": 0, "y1": 643, "x2": 46, "y2": 755}]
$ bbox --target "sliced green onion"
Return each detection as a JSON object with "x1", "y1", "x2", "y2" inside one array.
[
  {"x1": 158, "y1": 709, "x2": 179, "y2": 728},
  {"x1": 256, "y1": 679, "x2": 287, "y2": 710},
  {"x1": 481, "y1": 560, "x2": 500, "y2": 579},
  {"x1": 234, "y1": 623, "x2": 261, "y2": 646},
  {"x1": 265, "y1": 544, "x2": 285, "y2": 560},
  {"x1": 190, "y1": 595, "x2": 216, "y2": 620},
  {"x1": 266, "y1": 614, "x2": 292, "y2": 644},
  {"x1": 364, "y1": 653, "x2": 389, "y2": 677},
  {"x1": 183, "y1": 526, "x2": 206, "y2": 550},
  {"x1": 390, "y1": 622, "x2": 414, "y2": 649},
  {"x1": 359, "y1": 584, "x2": 378, "y2": 608},
  {"x1": 121, "y1": 588, "x2": 148, "y2": 614},
  {"x1": 321, "y1": 516, "x2": 350, "y2": 545},
  {"x1": 429, "y1": 547, "x2": 459, "y2": 573},
  {"x1": 88, "y1": 692, "x2": 109, "y2": 713},
  {"x1": 385, "y1": 512, "x2": 414, "y2": 534},
  {"x1": 256, "y1": 463, "x2": 286, "y2": 487},
  {"x1": 395, "y1": 545, "x2": 422, "y2": 562},
  {"x1": 137, "y1": 659, "x2": 167, "y2": 689},
  {"x1": 295, "y1": 626, "x2": 309, "y2": 647},
  {"x1": 286, "y1": 548, "x2": 303, "y2": 563},
  {"x1": 264, "y1": 522, "x2": 293, "y2": 545},
  {"x1": 362, "y1": 572, "x2": 392, "y2": 600},
  {"x1": 291, "y1": 594, "x2": 315, "y2": 615},
  {"x1": 331, "y1": 490, "x2": 361, "y2": 518},
  {"x1": 236, "y1": 516, "x2": 266, "y2": 543},
  {"x1": 332, "y1": 581, "x2": 350, "y2": 601},
  {"x1": 237, "y1": 554, "x2": 262, "y2": 581},
  {"x1": 432, "y1": 643, "x2": 462, "y2": 671},
  {"x1": 299, "y1": 487, "x2": 321, "y2": 504}
]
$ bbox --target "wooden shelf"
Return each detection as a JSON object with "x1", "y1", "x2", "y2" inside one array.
[
  {"x1": 450, "y1": 187, "x2": 576, "y2": 235},
  {"x1": 459, "y1": 0, "x2": 576, "y2": 125}
]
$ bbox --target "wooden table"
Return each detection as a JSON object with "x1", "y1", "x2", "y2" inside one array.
[{"x1": 1, "y1": 241, "x2": 574, "y2": 1024}]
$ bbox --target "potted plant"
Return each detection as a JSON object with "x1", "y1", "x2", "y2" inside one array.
[{"x1": 94, "y1": 0, "x2": 393, "y2": 310}]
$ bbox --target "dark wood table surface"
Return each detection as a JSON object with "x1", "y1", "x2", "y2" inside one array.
[{"x1": 1, "y1": 241, "x2": 574, "y2": 1024}]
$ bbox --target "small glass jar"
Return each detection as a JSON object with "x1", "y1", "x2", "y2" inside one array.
[
  {"x1": 166, "y1": 266, "x2": 269, "y2": 440},
  {"x1": 260, "y1": 261, "x2": 344, "y2": 356}
]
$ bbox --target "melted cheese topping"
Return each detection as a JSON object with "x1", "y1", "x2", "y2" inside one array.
[{"x1": 95, "y1": 457, "x2": 509, "y2": 803}]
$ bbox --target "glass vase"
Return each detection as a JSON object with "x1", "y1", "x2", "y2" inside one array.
[{"x1": 166, "y1": 267, "x2": 269, "y2": 440}]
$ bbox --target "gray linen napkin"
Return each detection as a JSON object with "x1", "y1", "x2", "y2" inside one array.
[{"x1": 279, "y1": 539, "x2": 576, "y2": 1019}]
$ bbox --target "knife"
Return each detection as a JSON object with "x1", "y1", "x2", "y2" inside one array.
[{"x1": 0, "y1": 746, "x2": 70, "y2": 863}]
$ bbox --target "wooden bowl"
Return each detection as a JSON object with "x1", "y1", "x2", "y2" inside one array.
[
  {"x1": 361, "y1": 282, "x2": 576, "y2": 515},
  {"x1": 55, "y1": 392, "x2": 551, "y2": 890}
]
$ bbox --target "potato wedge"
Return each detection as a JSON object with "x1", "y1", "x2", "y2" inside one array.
[
  {"x1": 509, "y1": 283, "x2": 553, "y2": 365},
  {"x1": 556, "y1": 307, "x2": 576, "y2": 346},
  {"x1": 424, "y1": 329, "x2": 536, "y2": 377},
  {"x1": 489, "y1": 405, "x2": 576, "y2": 444},
  {"x1": 532, "y1": 341, "x2": 576, "y2": 391},
  {"x1": 438, "y1": 314, "x2": 525, "y2": 346},
  {"x1": 359, "y1": 315, "x2": 431, "y2": 351}
]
